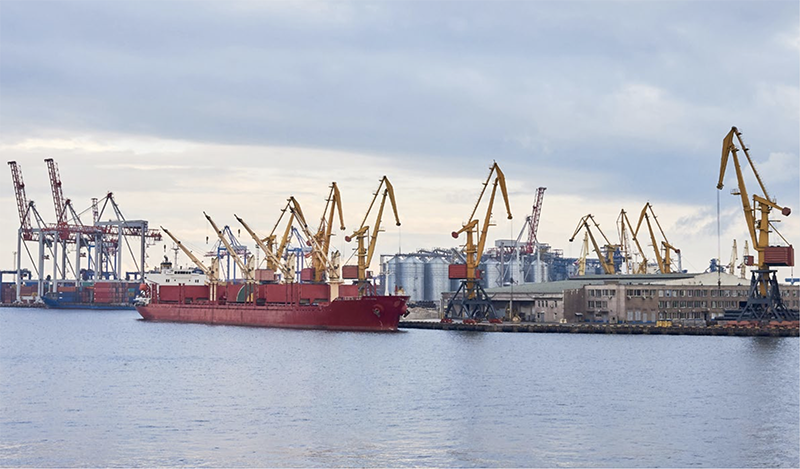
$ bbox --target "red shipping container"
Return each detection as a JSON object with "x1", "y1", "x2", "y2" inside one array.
[
  {"x1": 263, "y1": 283, "x2": 292, "y2": 303},
  {"x1": 300, "y1": 268, "x2": 314, "y2": 282},
  {"x1": 255, "y1": 269, "x2": 275, "y2": 282},
  {"x1": 299, "y1": 283, "x2": 330, "y2": 303},
  {"x1": 764, "y1": 246, "x2": 794, "y2": 267},
  {"x1": 341, "y1": 265, "x2": 359, "y2": 279},
  {"x1": 448, "y1": 264, "x2": 482, "y2": 279},
  {"x1": 338, "y1": 284, "x2": 359, "y2": 298}
]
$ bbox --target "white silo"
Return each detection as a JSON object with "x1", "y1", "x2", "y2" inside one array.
[
  {"x1": 398, "y1": 256, "x2": 424, "y2": 302},
  {"x1": 482, "y1": 259, "x2": 502, "y2": 289},
  {"x1": 424, "y1": 256, "x2": 450, "y2": 306},
  {"x1": 383, "y1": 255, "x2": 403, "y2": 295}
]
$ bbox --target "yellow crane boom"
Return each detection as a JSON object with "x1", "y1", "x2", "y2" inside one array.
[
  {"x1": 286, "y1": 197, "x2": 339, "y2": 282},
  {"x1": 268, "y1": 200, "x2": 297, "y2": 266},
  {"x1": 633, "y1": 202, "x2": 680, "y2": 274},
  {"x1": 728, "y1": 239, "x2": 738, "y2": 275},
  {"x1": 204, "y1": 212, "x2": 254, "y2": 282},
  {"x1": 160, "y1": 226, "x2": 218, "y2": 300},
  {"x1": 160, "y1": 226, "x2": 219, "y2": 282},
  {"x1": 345, "y1": 176, "x2": 401, "y2": 294},
  {"x1": 234, "y1": 214, "x2": 294, "y2": 283},
  {"x1": 313, "y1": 182, "x2": 345, "y2": 283},
  {"x1": 618, "y1": 209, "x2": 648, "y2": 274},
  {"x1": 577, "y1": 231, "x2": 589, "y2": 276},
  {"x1": 569, "y1": 214, "x2": 616, "y2": 275}
]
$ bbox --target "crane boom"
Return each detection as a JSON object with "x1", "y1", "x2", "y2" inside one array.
[
  {"x1": 528, "y1": 187, "x2": 546, "y2": 252},
  {"x1": 268, "y1": 201, "x2": 297, "y2": 264},
  {"x1": 312, "y1": 183, "x2": 345, "y2": 283},
  {"x1": 569, "y1": 214, "x2": 616, "y2": 275},
  {"x1": 204, "y1": 212, "x2": 254, "y2": 282},
  {"x1": 618, "y1": 209, "x2": 648, "y2": 274},
  {"x1": 234, "y1": 214, "x2": 294, "y2": 282},
  {"x1": 160, "y1": 226, "x2": 219, "y2": 282},
  {"x1": 345, "y1": 176, "x2": 401, "y2": 294},
  {"x1": 44, "y1": 158, "x2": 67, "y2": 224},
  {"x1": 286, "y1": 197, "x2": 339, "y2": 281},
  {"x1": 633, "y1": 202, "x2": 679, "y2": 274},
  {"x1": 8, "y1": 161, "x2": 34, "y2": 238},
  {"x1": 453, "y1": 162, "x2": 513, "y2": 268},
  {"x1": 578, "y1": 231, "x2": 589, "y2": 276}
]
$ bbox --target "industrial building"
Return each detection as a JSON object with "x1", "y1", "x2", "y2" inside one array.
[{"x1": 461, "y1": 272, "x2": 800, "y2": 325}]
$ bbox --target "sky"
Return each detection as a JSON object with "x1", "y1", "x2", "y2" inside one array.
[{"x1": 0, "y1": 0, "x2": 798, "y2": 279}]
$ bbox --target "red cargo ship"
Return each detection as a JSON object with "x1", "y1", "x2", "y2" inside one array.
[{"x1": 136, "y1": 282, "x2": 408, "y2": 332}]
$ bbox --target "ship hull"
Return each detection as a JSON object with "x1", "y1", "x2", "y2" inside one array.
[
  {"x1": 42, "y1": 296, "x2": 135, "y2": 310},
  {"x1": 136, "y1": 295, "x2": 408, "y2": 332}
]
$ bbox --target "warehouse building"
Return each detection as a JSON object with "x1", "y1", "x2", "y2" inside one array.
[{"x1": 454, "y1": 272, "x2": 800, "y2": 324}]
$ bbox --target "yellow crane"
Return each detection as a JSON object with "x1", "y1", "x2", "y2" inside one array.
[
  {"x1": 444, "y1": 162, "x2": 512, "y2": 322},
  {"x1": 160, "y1": 226, "x2": 219, "y2": 300},
  {"x1": 234, "y1": 214, "x2": 295, "y2": 283},
  {"x1": 345, "y1": 176, "x2": 401, "y2": 296},
  {"x1": 739, "y1": 240, "x2": 750, "y2": 279},
  {"x1": 577, "y1": 231, "x2": 590, "y2": 276},
  {"x1": 618, "y1": 209, "x2": 648, "y2": 274},
  {"x1": 204, "y1": 212, "x2": 255, "y2": 283},
  {"x1": 569, "y1": 214, "x2": 617, "y2": 275},
  {"x1": 633, "y1": 202, "x2": 680, "y2": 274},
  {"x1": 285, "y1": 196, "x2": 340, "y2": 284},
  {"x1": 718, "y1": 126, "x2": 793, "y2": 321},
  {"x1": 313, "y1": 182, "x2": 345, "y2": 283},
  {"x1": 266, "y1": 200, "x2": 299, "y2": 270},
  {"x1": 727, "y1": 239, "x2": 738, "y2": 275}
]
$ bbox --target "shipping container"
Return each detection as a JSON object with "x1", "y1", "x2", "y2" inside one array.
[
  {"x1": 764, "y1": 246, "x2": 794, "y2": 267},
  {"x1": 341, "y1": 265, "x2": 359, "y2": 279},
  {"x1": 448, "y1": 264, "x2": 482, "y2": 279}
]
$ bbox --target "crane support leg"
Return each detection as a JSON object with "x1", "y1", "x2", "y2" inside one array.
[
  {"x1": 444, "y1": 280, "x2": 499, "y2": 322},
  {"x1": 728, "y1": 269, "x2": 799, "y2": 322}
]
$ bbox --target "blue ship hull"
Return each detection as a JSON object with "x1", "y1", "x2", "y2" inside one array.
[{"x1": 42, "y1": 296, "x2": 135, "y2": 311}]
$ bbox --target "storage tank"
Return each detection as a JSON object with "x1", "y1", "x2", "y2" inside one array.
[
  {"x1": 527, "y1": 259, "x2": 549, "y2": 283},
  {"x1": 398, "y1": 256, "x2": 424, "y2": 302},
  {"x1": 481, "y1": 259, "x2": 502, "y2": 289},
  {"x1": 383, "y1": 255, "x2": 402, "y2": 296},
  {"x1": 504, "y1": 258, "x2": 525, "y2": 285},
  {"x1": 424, "y1": 257, "x2": 450, "y2": 305}
]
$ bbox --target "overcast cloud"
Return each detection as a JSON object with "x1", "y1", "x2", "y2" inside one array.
[{"x1": 1, "y1": 0, "x2": 798, "y2": 274}]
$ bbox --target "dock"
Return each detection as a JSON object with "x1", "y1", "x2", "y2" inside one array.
[{"x1": 399, "y1": 320, "x2": 800, "y2": 337}]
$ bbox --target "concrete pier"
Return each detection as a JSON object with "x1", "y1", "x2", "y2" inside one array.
[{"x1": 399, "y1": 320, "x2": 800, "y2": 337}]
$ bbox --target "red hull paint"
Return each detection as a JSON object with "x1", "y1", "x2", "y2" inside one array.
[{"x1": 136, "y1": 295, "x2": 409, "y2": 332}]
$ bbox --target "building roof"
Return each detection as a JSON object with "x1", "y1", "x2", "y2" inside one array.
[
  {"x1": 485, "y1": 278, "x2": 604, "y2": 294},
  {"x1": 483, "y1": 271, "x2": 788, "y2": 296}
]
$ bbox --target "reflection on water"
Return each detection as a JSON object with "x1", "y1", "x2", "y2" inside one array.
[{"x1": 0, "y1": 308, "x2": 798, "y2": 467}]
